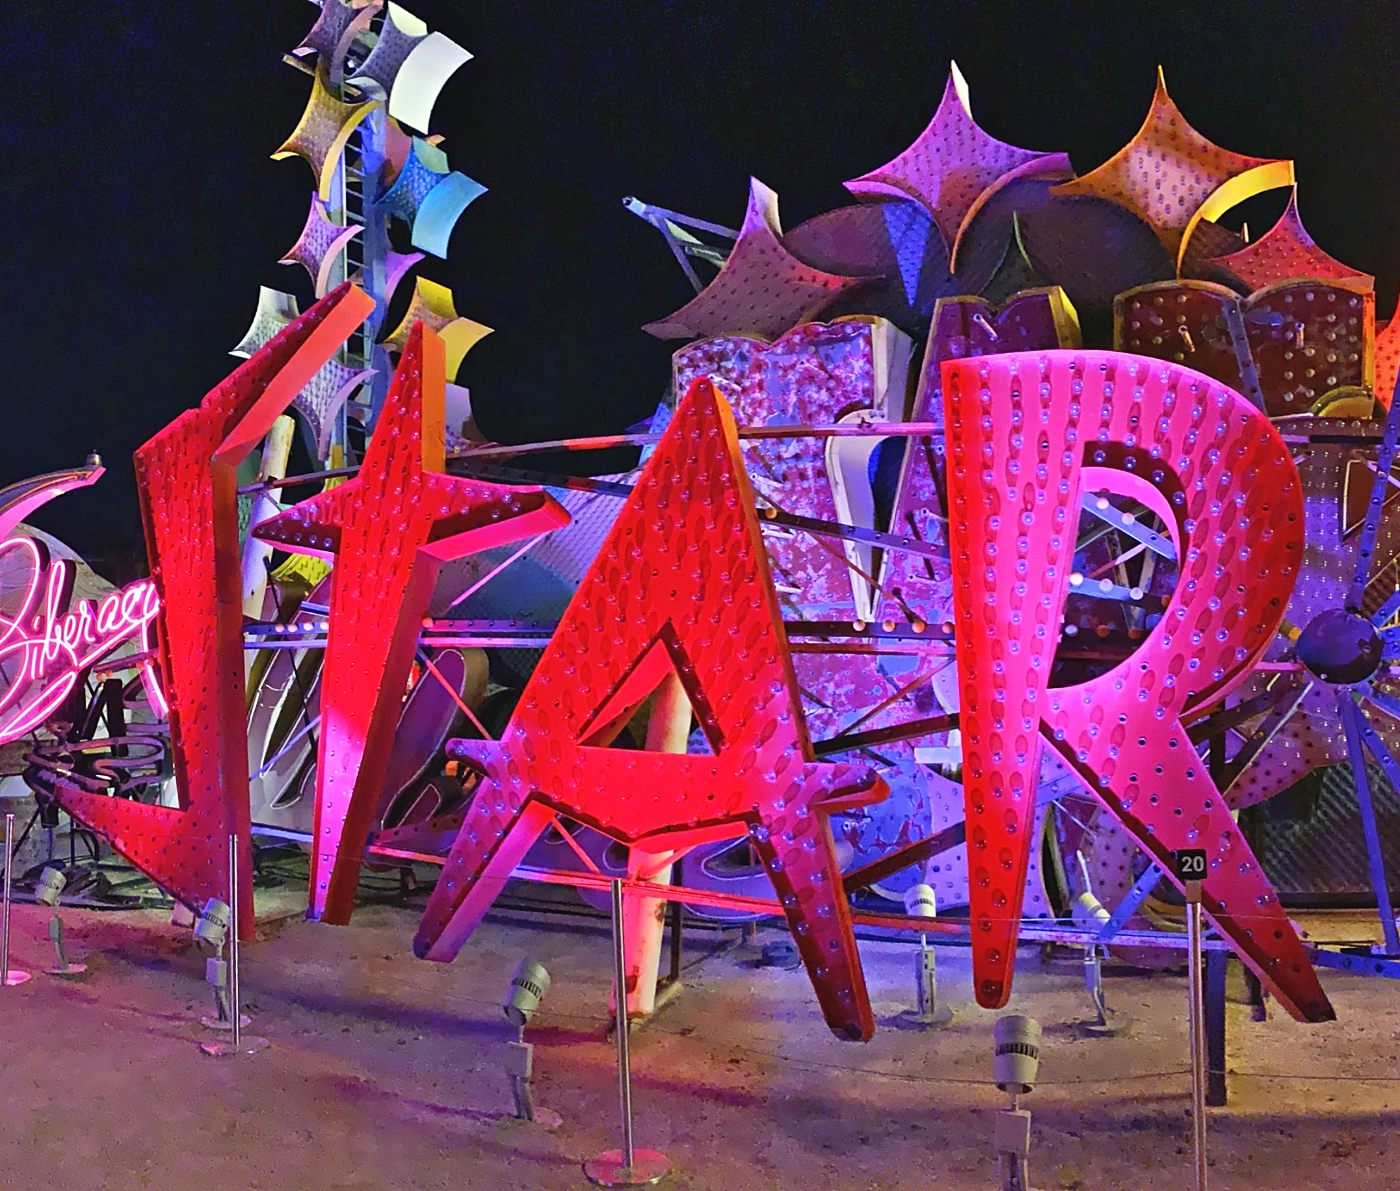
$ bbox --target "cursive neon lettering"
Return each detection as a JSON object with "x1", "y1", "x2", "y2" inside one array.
[{"x1": 0, "y1": 535, "x2": 164, "y2": 744}]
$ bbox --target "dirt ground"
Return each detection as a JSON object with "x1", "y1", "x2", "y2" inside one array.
[{"x1": 0, "y1": 887, "x2": 1394, "y2": 1190}]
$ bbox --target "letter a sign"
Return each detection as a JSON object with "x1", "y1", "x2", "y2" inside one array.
[{"x1": 416, "y1": 378, "x2": 888, "y2": 1040}]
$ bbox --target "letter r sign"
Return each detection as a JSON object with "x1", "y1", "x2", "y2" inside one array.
[{"x1": 943, "y1": 349, "x2": 1332, "y2": 1022}]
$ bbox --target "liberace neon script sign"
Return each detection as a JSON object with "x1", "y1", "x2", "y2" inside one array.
[{"x1": 0, "y1": 536, "x2": 164, "y2": 743}]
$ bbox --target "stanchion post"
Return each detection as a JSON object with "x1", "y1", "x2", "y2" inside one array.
[
  {"x1": 615, "y1": 877, "x2": 635, "y2": 1168},
  {"x1": 1, "y1": 813, "x2": 31, "y2": 987},
  {"x1": 667, "y1": 900, "x2": 683, "y2": 986},
  {"x1": 1171, "y1": 847, "x2": 1209, "y2": 1191},
  {"x1": 584, "y1": 878, "x2": 670, "y2": 1187},
  {"x1": 2, "y1": 813, "x2": 11, "y2": 986},
  {"x1": 1186, "y1": 878, "x2": 1208, "y2": 1191},
  {"x1": 229, "y1": 833, "x2": 242, "y2": 1050},
  {"x1": 199, "y1": 834, "x2": 268, "y2": 1057}
]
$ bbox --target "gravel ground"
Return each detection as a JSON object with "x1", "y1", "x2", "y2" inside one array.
[{"x1": 0, "y1": 888, "x2": 1393, "y2": 1190}]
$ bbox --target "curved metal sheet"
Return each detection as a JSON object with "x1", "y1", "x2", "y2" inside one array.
[
  {"x1": 380, "y1": 277, "x2": 491, "y2": 375},
  {"x1": 389, "y1": 31, "x2": 472, "y2": 133},
  {"x1": 413, "y1": 171, "x2": 487, "y2": 258},
  {"x1": 1050, "y1": 68, "x2": 1293, "y2": 268},
  {"x1": 231, "y1": 287, "x2": 301, "y2": 359},
  {"x1": 272, "y1": 62, "x2": 379, "y2": 201},
  {"x1": 1209, "y1": 190, "x2": 1373, "y2": 292},
  {"x1": 644, "y1": 179, "x2": 864, "y2": 341},
  {"x1": 280, "y1": 194, "x2": 363, "y2": 297},
  {"x1": 846, "y1": 62, "x2": 1068, "y2": 253}
]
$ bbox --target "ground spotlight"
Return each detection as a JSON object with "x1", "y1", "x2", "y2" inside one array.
[
  {"x1": 191, "y1": 898, "x2": 247, "y2": 1031},
  {"x1": 193, "y1": 897, "x2": 230, "y2": 950},
  {"x1": 34, "y1": 867, "x2": 65, "y2": 908},
  {"x1": 504, "y1": 958, "x2": 551, "y2": 1030},
  {"x1": 504, "y1": 959, "x2": 552, "y2": 1123},
  {"x1": 1071, "y1": 885, "x2": 1127, "y2": 1037},
  {"x1": 897, "y1": 883, "x2": 953, "y2": 1029},
  {"x1": 36, "y1": 866, "x2": 85, "y2": 977},
  {"x1": 994, "y1": 1014, "x2": 1042, "y2": 1096},
  {"x1": 992, "y1": 1015, "x2": 1042, "y2": 1191},
  {"x1": 904, "y1": 883, "x2": 938, "y2": 918}
]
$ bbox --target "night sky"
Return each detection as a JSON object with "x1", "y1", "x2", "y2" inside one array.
[{"x1": 6, "y1": 0, "x2": 1400, "y2": 568}]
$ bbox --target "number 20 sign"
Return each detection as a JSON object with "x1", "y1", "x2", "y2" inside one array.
[{"x1": 1175, "y1": 849, "x2": 1208, "y2": 881}]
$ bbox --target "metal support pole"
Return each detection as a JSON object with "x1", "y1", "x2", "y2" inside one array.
[
  {"x1": 199, "y1": 948, "x2": 246, "y2": 1032},
  {"x1": 47, "y1": 909, "x2": 86, "y2": 977},
  {"x1": 1098, "y1": 863, "x2": 1162, "y2": 943},
  {"x1": 200, "y1": 835, "x2": 268, "y2": 1057},
  {"x1": 1205, "y1": 951, "x2": 1228, "y2": 1107},
  {"x1": 1186, "y1": 881, "x2": 1208, "y2": 1191},
  {"x1": 583, "y1": 878, "x2": 669, "y2": 1186},
  {"x1": 898, "y1": 932, "x2": 953, "y2": 1028},
  {"x1": 995, "y1": 1104, "x2": 1032, "y2": 1191},
  {"x1": 1236, "y1": 806, "x2": 1269, "y2": 1022},
  {"x1": 1084, "y1": 948, "x2": 1107, "y2": 1026},
  {"x1": 612, "y1": 877, "x2": 633, "y2": 1168},
  {"x1": 506, "y1": 1039, "x2": 536, "y2": 1121},
  {"x1": 2, "y1": 814, "x2": 11, "y2": 986},
  {"x1": 229, "y1": 833, "x2": 241, "y2": 1050},
  {"x1": 1001, "y1": 1148, "x2": 1031, "y2": 1191},
  {"x1": 667, "y1": 900, "x2": 683, "y2": 986},
  {"x1": 918, "y1": 935, "x2": 934, "y2": 1016},
  {"x1": 1, "y1": 813, "x2": 30, "y2": 986},
  {"x1": 1336, "y1": 695, "x2": 1400, "y2": 953}
]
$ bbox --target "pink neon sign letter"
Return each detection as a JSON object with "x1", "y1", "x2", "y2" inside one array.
[{"x1": 944, "y1": 349, "x2": 1333, "y2": 1022}]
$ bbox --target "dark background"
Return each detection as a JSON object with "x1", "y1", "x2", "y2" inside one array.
[{"x1": 5, "y1": 0, "x2": 1399, "y2": 568}]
